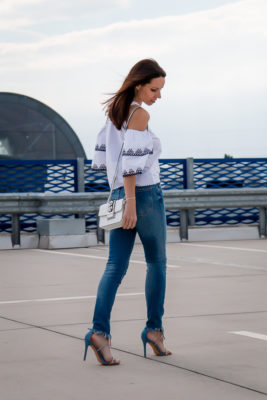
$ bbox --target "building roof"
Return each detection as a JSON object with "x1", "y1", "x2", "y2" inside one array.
[{"x1": 0, "y1": 92, "x2": 86, "y2": 160}]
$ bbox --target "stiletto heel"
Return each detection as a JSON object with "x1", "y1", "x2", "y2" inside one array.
[
  {"x1": 143, "y1": 341, "x2": 147, "y2": 358},
  {"x1": 141, "y1": 328, "x2": 172, "y2": 357},
  {"x1": 141, "y1": 328, "x2": 148, "y2": 357},
  {"x1": 83, "y1": 342, "x2": 89, "y2": 361},
  {"x1": 83, "y1": 330, "x2": 120, "y2": 366}
]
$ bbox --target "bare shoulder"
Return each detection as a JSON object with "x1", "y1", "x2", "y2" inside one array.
[{"x1": 127, "y1": 107, "x2": 150, "y2": 131}]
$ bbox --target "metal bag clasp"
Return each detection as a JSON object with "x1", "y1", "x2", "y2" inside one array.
[{"x1": 107, "y1": 200, "x2": 116, "y2": 219}]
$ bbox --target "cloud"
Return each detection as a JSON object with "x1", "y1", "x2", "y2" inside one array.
[
  {"x1": 0, "y1": 0, "x2": 266, "y2": 93},
  {"x1": 1, "y1": 0, "x2": 266, "y2": 158},
  {"x1": 0, "y1": 0, "x2": 42, "y2": 12},
  {"x1": 0, "y1": 0, "x2": 131, "y2": 30},
  {"x1": 0, "y1": 0, "x2": 44, "y2": 27}
]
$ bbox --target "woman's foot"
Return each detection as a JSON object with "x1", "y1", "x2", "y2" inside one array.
[
  {"x1": 90, "y1": 333, "x2": 120, "y2": 364},
  {"x1": 147, "y1": 330, "x2": 172, "y2": 355}
]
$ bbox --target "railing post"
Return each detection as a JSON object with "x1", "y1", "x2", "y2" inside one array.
[
  {"x1": 259, "y1": 207, "x2": 266, "y2": 238},
  {"x1": 76, "y1": 158, "x2": 85, "y2": 220},
  {"x1": 11, "y1": 214, "x2": 21, "y2": 247},
  {"x1": 97, "y1": 216, "x2": 105, "y2": 244},
  {"x1": 186, "y1": 158, "x2": 194, "y2": 189},
  {"x1": 186, "y1": 158, "x2": 195, "y2": 226},
  {"x1": 76, "y1": 158, "x2": 85, "y2": 193},
  {"x1": 179, "y1": 209, "x2": 188, "y2": 241}
]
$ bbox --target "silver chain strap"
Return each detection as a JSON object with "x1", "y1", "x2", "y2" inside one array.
[{"x1": 107, "y1": 106, "x2": 141, "y2": 203}]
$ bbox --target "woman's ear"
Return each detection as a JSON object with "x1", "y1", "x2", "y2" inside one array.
[{"x1": 136, "y1": 85, "x2": 141, "y2": 91}]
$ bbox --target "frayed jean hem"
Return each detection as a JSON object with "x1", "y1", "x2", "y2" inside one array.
[
  {"x1": 144, "y1": 326, "x2": 164, "y2": 334},
  {"x1": 88, "y1": 328, "x2": 111, "y2": 339}
]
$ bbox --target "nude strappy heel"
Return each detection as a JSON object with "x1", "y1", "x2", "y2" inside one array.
[
  {"x1": 83, "y1": 331, "x2": 120, "y2": 366},
  {"x1": 141, "y1": 328, "x2": 172, "y2": 358}
]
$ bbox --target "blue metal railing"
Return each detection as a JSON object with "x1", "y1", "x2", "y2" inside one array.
[
  {"x1": 0, "y1": 160, "x2": 78, "y2": 193},
  {"x1": 0, "y1": 160, "x2": 77, "y2": 232},
  {"x1": 1, "y1": 158, "x2": 267, "y2": 233},
  {"x1": 192, "y1": 158, "x2": 267, "y2": 226},
  {"x1": 193, "y1": 158, "x2": 267, "y2": 189},
  {"x1": 83, "y1": 159, "x2": 186, "y2": 192}
]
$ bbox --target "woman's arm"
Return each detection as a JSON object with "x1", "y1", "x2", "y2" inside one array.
[
  {"x1": 122, "y1": 175, "x2": 137, "y2": 229},
  {"x1": 122, "y1": 107, "x2": 150, "y2": 229}
]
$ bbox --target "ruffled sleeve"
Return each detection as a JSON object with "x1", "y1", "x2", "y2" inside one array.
[
  {"x1": 122, "y1": 129, "x2": 153, "y2": 177},
  {"x1": 91, "y1": 125, "x2": 107, "y2": 171}
]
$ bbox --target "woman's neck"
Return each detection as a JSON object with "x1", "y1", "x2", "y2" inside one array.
[{"x1": 131, "y1": 99, "x2": 142, "y2": 106}]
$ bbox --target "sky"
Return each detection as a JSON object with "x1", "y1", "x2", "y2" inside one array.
[{"x1": 1, "y1": 0, "x2": 267, "y2": 159}]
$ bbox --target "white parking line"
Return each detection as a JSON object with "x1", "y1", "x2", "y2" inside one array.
[
  {"x1": 0, "y1": 292, "x2": 145, "y2": 305},
  {"x1": 33, "y1": 249, "x2": 181, "y2": 269},
  {"x1": 230, "y1": 331, "x2": 267, "y2": 341},
  {"x1": 34, "y1": 249, "x2": 106, "y2": 261},
  {"x1": 179, "y1": 243, "x2": 267, "y2": 253},
  {"x1": 178, "y1": 257, "x2": 267, "y2": 271}
]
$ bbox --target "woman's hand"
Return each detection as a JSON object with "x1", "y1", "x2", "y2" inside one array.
[
  {"x1": 123, "y1": 175, "x2": 137, "y2": 229},
  {"x1": 122, "y1": 198, "x2": 137, "y2": 229}
]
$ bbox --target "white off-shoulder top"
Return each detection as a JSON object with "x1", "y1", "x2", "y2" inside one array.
[{"x1": 91, "y1": 101, "x2": 162, "y2": 189}]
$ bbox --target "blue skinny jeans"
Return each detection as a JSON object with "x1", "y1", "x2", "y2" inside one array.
[{"x1": 91, "y1": 183, "x2": 167, "y2": 338}]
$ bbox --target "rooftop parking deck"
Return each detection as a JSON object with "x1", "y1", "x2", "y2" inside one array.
[{"x1": 1, "y1": 239, "x2": 267, "y2": 399}]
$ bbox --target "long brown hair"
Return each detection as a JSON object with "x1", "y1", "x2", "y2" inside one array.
[{"x1": 103, "y1": 58, "x2": 166, "y2": 130}]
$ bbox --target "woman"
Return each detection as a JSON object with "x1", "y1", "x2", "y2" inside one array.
[{"x1": 84, "y1": 58, "x2": 172, "y2": 365}]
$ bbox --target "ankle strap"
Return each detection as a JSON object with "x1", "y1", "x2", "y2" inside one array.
[{"x1": 97, "y1": 338, "x2": 111, "y2": 353}]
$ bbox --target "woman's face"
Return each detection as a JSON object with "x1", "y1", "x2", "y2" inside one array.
[{"x1": 135, "y1": 76, "x2": 165, "y2": 106}]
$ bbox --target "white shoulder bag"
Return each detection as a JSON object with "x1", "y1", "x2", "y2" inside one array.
[{"x1": 98, "y1": 106, "x2": 140, "y2": 230}]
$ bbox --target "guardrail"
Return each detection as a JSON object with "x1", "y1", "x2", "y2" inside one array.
[
  {"x1": 1, "y1": 188, "x2": 266, "y2": 246},
  {"x1": 1, "y1": 157, "x2": 267, "y2": 232},
  {"x1": 164, "y1": 188, "x2": 267, "y2": 240}
]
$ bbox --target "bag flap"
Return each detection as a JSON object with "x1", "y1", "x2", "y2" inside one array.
[{"x1": 98, "y1": 199, "x2": 125, "y2": 217}]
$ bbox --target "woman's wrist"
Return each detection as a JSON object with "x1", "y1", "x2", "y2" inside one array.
[{"x1": 126, "y1": 196, "x2": 136, "y2": 201}]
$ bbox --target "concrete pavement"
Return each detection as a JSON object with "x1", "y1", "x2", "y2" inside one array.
[{"x1": 1, "y1": 239, "x2": 267, "y2": 399}]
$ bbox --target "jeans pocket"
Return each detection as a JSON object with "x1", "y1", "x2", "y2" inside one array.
[{"x1": 136, "y1": 188, "x2": 153, "y2": 216}]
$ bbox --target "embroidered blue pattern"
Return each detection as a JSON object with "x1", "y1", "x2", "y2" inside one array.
[
  {"x1": 95, "y1": 144, "x2": 106, "y2": 152},
  {"x1": 123, "y1": 167, "x2": 143, "y2": 177},
  {"x1": 122, "y1": 148, "x2": 153, "y2": 157},
  {"x1": 92, "y1": 163, "x2": 107, "y2": 171}
]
